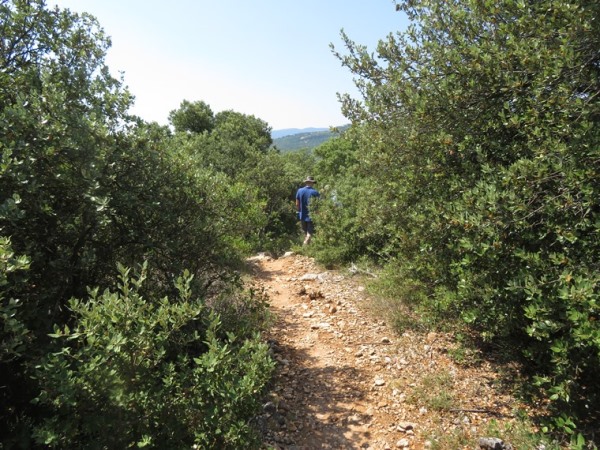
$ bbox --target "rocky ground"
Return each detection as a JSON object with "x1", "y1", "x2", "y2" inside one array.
[{"x1": 249, "y1": 252, "x2": 537, "y2": 450}]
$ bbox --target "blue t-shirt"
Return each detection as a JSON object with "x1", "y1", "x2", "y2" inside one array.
[{"x1": 296, "y1": 186, "x2": 320, "y2": 222}]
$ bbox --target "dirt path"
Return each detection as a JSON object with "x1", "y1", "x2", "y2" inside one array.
[{"x1": 250, "y1": 253, "x2": 526, "y2": 450}]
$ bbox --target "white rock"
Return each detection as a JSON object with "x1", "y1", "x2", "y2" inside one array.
[
  {"x1": 396, "y1": 438, "x2": 410, "y2": 448},
  {"x1": 300, "y1": 273, "x2": 319, "y2": 281},
  {"x1": 246, "y1": 253, "x2": 270, "y2": 261}
]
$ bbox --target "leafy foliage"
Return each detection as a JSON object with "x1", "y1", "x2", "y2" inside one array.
[
  {"x1": 0, "y1": 150, "x2": 31, "y2": 364},
  {"x1": 168, "y1": 104, "x2": 300, "y2": 254},
  {"x1": 309, "y1": 129, "x2": 401, "y2": 266},
  {"x1": 33, "y1": 265, "x2": 274, "y2": 449},
  {"x1": 0, "y1": 1, "x2": 287, "y2": 446},
  {"x1": 325, "y1": 0, "x2": 600, "y2": 441},
  {"x1": 168, "y1": 99, "x2": 215, "y2": 134}
]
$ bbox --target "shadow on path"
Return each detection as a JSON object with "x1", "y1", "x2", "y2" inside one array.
[{"x1": 260, "y1": 282, "x2": 376, "y2": 449}]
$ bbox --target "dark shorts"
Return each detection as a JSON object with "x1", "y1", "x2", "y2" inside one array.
[{"x1": 301, "y1": 220, "x2": 315, "y2": 234}]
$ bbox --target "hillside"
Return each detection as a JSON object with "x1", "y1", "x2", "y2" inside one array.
[
  {"x1": 271, "y1": 127, "x2": 329, "y2": 139},
  {"x1": 272, "y1": 125, "x2": 349, "y2": 152}
]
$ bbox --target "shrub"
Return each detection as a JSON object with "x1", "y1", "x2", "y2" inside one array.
[
  {"x1": 331, "y1": 0, "x2": 600, "y2": 441},
  {"x1": 33, "y1": 264, "x2": 275, "y2": 449}
]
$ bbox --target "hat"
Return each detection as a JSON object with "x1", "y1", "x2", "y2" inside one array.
[{"x1": 303, "y1": 176, "x2": 317, "y2": 184}]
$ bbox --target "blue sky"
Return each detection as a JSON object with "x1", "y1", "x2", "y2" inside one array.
[{"x1": 47, "y1": 1, "x2": 408, "y2": 130}]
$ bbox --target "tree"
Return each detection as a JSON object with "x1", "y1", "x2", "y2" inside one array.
[
  {"x1": 168, "y1": 99, "x2": 214, "y2": 134},
  {"x1": 332, "y1": 0, "x2": 600, "y2": 438},
  {"x1": 1, "y1": 2, "x2": 277, "y2": 446},
  {"x1": 1, "y1": 1, "x2": 133, "y2": 442},
  {"x1": 169, "y1": 105, "x2": 302, "y2": 253},
  {"x1": 1, "y1": 0, "x2": 133, "y2": 317}
]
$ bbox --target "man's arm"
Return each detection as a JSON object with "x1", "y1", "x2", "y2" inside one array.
[{"x1": 296, "y1": 198, "x2": 300, "y2": 211}]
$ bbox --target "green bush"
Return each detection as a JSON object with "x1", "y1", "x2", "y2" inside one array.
[
  {"x1": 0, "y1": 236, "x2": 30, "y2": 363},
  {"x1": 169, "y1": 106, "x2": 301, "y2": 256},
  {"x1": 1, "y1": 2, "x2": 284, "y2": 446},
  {"x1": 329, "y1": 0, "x2": 600, "y2": 441},
  {"x1": 33, "y1": 264, "x2": 274, "y2": 449}
]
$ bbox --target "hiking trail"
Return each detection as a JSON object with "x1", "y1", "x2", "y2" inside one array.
[{"x1": 249, "y1": 253, "x2": 526, "y2": 450}]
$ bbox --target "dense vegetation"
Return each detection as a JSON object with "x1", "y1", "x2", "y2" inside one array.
[
  {"x1": 0, "y1": 1, "x2": 302, "y2": 447},
  {"x1": 308, "y1": 0, "x2": 599, "y2": 446},
  {"x1": 2, "y1": 0, "x2": 599, "y2": 448}
]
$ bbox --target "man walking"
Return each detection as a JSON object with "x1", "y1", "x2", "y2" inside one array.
[{"x1": 296, "y1": 176, "x2": 320, "y2": 245}]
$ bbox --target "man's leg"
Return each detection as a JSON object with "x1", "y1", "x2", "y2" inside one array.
[
  {"x1": 304, "y1": 221, "x2": 314, "y2": 245},
  {"x1": 301, "y1": 221, "x2": 308, "y2": 245}
]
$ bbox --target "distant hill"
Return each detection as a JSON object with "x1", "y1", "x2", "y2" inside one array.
[
  {"x1": 272, "y1": 125, "x2": 349, "y2": 152},
  {"x1": 271, "y1": 127, "x2": 328, "y2": 139}
]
